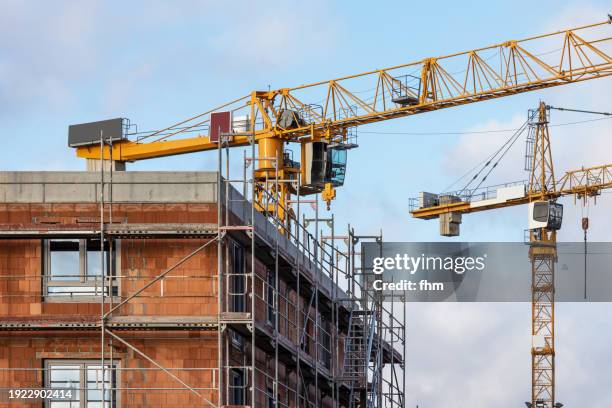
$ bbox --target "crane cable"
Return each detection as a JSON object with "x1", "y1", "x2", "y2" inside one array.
[
  {"x1": 453, "y1": 110, "x2": 536, "y2": 198},
  {"x1": 361, "y1": 115, "x2": 612, "y2": 136},
  {"x1": 465, "y1": 117, "x2": 532, "y2": 197},
  {"x1": 457, "y1": 106, "x2": 612, "y2": 198},
  {"x1": 547, "y1": 106, "x2": 612, "y2": 116},
  {"x1": 412, "y1": 108, "x2": 611, "y2": 195}
]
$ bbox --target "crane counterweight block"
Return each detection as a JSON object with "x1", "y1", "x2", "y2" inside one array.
[{"x1": 68, "y1": 118, "x2": 127, "y2": 147}]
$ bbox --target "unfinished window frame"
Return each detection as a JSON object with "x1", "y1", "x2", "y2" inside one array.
[
  {"x1": 44, "y1": 359, "x2": 119, "y2": 408},
  {"x1": 43, "y1": 238, "x2": 120, "y2": 301}
]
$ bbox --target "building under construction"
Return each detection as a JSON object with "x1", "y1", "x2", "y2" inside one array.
[{"x1": 0, "y1": 160, "x2": 406, "y2": 407}]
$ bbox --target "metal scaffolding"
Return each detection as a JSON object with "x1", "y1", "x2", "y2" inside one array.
[{"x1": 214, "y1": 130, "x2": 406, "y2": 407}]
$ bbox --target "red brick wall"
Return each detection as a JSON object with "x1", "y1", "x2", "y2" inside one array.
[
  {"x1": 0, "y1": 240, "x2": 40, "y2": 318},
  {"x1": 0, "y1": 203, "x2": 218, "y2": 321},
  {"x1": 0, "y1": 203, "x2": 217, "y2": 224},
  {"x1": 120, "y1": 238, "x2": 217, "y2": 317}
]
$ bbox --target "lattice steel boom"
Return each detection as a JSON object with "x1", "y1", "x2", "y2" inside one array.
[{"x1": 73, "y1": 18, "x2": 612, "y2": 211}]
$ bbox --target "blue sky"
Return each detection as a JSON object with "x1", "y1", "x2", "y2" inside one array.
[{"x1": 2, "y1": 1, "x2": 612, "y2": 406}]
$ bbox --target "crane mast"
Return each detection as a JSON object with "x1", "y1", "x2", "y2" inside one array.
[{"x1": 528, "y1": 102, "x2": 557, "y2": 408}]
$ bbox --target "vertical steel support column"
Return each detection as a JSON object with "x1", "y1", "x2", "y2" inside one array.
[
  {"x1": 315, "y1": 195, "x2": 319, "y2": 408},
  {"x1": 295, "y1": 174, "x2": 302, "y2": 408},
  {"x1": 99, "y1": 133, "x2": 106, "y2": 408},
  {"x1": 108, "y1": 136, "x2": 114, "y2": 408},
  {"x1": 402, "y1": 297, "x2": 407, "y2": 408},
  {"x1": 250, "y1": 129, "x2": 257, "y2": 408},
  {"x1": 217, "y1": 130, "x2": 224, "y2": 407},
  {"x1": 274, "y1": 146, "x2": 280, "y2": 408},
  {"x1": 330, "y1": 214, "x2": 337, "y2": 408},
  {"x1": 376, "y1": 232, "x2": 383, "y2": 408}
]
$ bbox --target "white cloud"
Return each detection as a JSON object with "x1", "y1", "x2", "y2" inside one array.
[{"x1": 405, "y1": 303, "x2": 530, "y2": 407}]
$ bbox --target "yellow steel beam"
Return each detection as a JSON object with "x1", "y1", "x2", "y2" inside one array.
[
  {"x1": 76, "y1": 134, "x2": 254, "y2": 161},
  {"x1": 410, "y1": 196, "x2": 531, "y2": 219},
  {"x1": 75, "y1": 18, "x2": 611, "y2": 163},
  {"x1": 411, "y1": 163, "x2": 612, "y2": 219}
]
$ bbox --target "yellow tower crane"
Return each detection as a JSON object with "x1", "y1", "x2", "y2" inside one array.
[
  {"x1": 70, "y1": 18, "x2": 612, "y2": 225},
  {"x1": 410, "y1": 102, "x2": 612, "y2": 408},
  {"x1": 67, "y1": 21, "x2": 611, "y2": 405}
]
